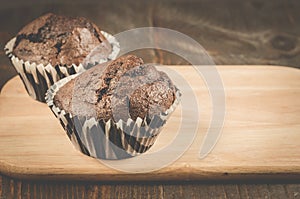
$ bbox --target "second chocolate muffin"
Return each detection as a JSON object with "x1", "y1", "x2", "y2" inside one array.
[
  {"x1": 5, "y1": 13, "x2": 119, "y2": 102},
  {"x1": 13, "y1": 13, "x2": 112, "y2": 66}
]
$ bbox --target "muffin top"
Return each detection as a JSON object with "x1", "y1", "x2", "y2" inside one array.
[
  {"x1": 53, "y1": 55, "x2": 177, "y2": 122},
  {"x1": 13, "y1": 13, "x2": 112, "y2": 66}
]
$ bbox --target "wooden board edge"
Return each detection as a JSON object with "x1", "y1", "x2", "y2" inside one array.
[{"x1": 1, "y1": 159, "x2": 300, "y2": 181}]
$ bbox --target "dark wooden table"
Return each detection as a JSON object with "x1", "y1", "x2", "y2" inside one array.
[{"x1": 1, "y1": 0, "x2": 300, "y2": 198}]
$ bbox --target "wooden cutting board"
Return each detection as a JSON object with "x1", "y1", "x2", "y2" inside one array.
[{"x1": 0, "y1": 65, "x2": 300, "y2": 181}]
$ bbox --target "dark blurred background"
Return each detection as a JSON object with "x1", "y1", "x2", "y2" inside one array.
[{"x1": 1, "y1": 0, "x2": 300, "y2": 89}]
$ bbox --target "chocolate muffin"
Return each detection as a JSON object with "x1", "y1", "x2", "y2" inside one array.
[
  {"x1": 13, "y1": 13, "x2": 111, "y2": 66},
  {"x1": 47, "y1": 55, "x2": 180, "y2": 159},
  {"x1": 54, "y1": 55, "x2": 176, "y2": 122},
  {"x1": 5, "y1": 13, "x2": 119, "y2": 102}
]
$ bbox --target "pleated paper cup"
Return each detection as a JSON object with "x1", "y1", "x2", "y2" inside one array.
[
  {"x1": 45, "y1": 75, "x2": 181, "y2": 160},
  {"x1": 4, "y1": 31, "x2": 120, "y2": 102}
]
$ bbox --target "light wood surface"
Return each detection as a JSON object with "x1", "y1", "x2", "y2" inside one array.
[{"x1": 0, "y1": 65, "x2": 300, "y2": 181}]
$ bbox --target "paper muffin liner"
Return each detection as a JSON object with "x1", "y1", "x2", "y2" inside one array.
[
  {"x1": 4, "y1": 31, "x2": 120, "y2": 102},
  {"x1": 45, "y1": 74, "x2": 181, "y2": 160}
]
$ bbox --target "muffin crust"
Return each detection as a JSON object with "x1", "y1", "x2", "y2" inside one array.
[
  {"x1": 13, "y1": 13, "x2": 111, "y2": 66},
  {"x1": 54, "y1": 55, "x2": 177, "y2": 122}
]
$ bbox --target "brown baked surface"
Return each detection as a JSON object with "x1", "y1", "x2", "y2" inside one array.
[
  {"x1": 13, "y1": 13, "x2": 111, "y2": 66},
  {"x1": 53, "y1": 55, "x2": 176, "y2": 122}
]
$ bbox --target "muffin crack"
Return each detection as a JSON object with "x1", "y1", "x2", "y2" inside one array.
[{"x1": 54, "y1": 41, "x2": 63, "y2": 55}]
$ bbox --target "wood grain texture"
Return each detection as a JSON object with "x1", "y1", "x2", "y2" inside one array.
[
  {"x1": 1, "y1": 174, "x2": 300, "y2": 199},
  {"x1": 0, "y1": 65, "x2": 300, "y2": 182},
  {"x1": 1, "y1": 0, "x2": 300, "y2": 198}
]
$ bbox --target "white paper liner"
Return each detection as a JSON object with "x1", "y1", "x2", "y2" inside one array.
[
  {"x1": 45, "y1": 74, "x2": 181, "y2": 160},
  {"x1": 4, "y1": 31, "x2": 120, "y2": 102}
]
